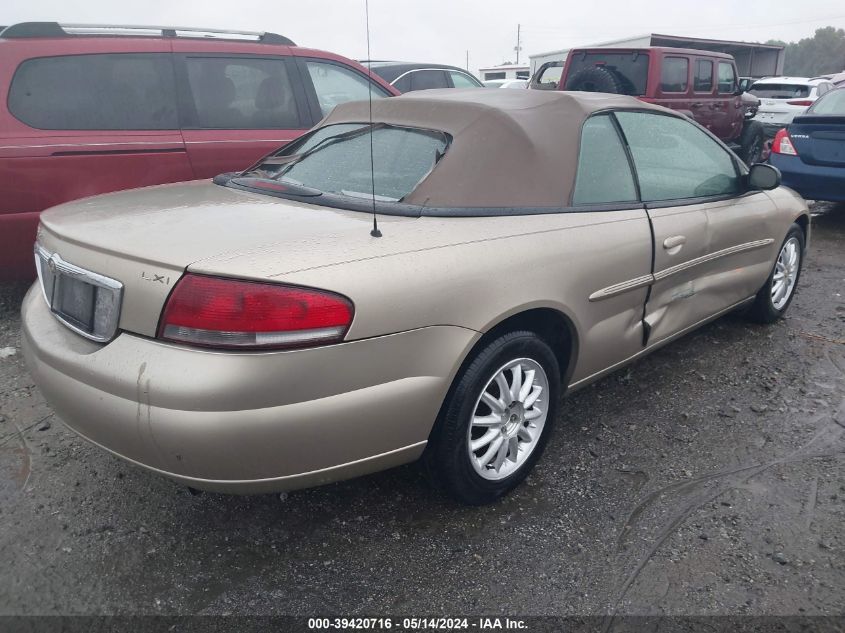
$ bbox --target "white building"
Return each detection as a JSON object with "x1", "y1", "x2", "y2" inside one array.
[
  {"x1": 529, "y1": 33, "x2": 785, "y2": 78},
  {"x1": 477, "y1": 63, "x2": 530, "y2": 81}
]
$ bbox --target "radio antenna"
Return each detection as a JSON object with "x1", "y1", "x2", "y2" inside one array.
[{"x1": 364, "y1": 0, "x2": 382, "y2": 238}]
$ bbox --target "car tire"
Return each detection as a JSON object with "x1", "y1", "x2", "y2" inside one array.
[
  {"x1": 564, "y1": 66, "x2": 623, "y2": 94},
  {"x1": 424, "y1": 330, "x2": 561, "y2": 505},
  {"x1": 746, "y1": 224, "x2": 805, "y2": 323},
  {"x1": 738, "y1": 120, "x2": 765, "y2": 165}
]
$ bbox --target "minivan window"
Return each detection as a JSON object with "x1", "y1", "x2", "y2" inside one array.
[
  {"x1": 9, "y1": 54, "x2": 178, "y2": 130},
  {"x1": 185, "y1": 57, "x2": 302, "y2": 129},
  {"x1": 615, "y1": 112, "x2": 741, "y2": 201},
  {"x1": 717, "y1": 62, "x2": 736, "y2": 94},
  {"x1": 264, "y1": 124, "x2": 449, "y2": 201},
  {"x1": 306, "y1": 61, "x2": 389, "y2": 117},
  {"x1": 572, "y1": 115, "x2": 638, "y2": 205},
  {"x1": 660, "y1": 57, "x2": 689, "y2": 93},
  {"x1": 566, "y1": 52, "x2": 649, "y2": 96},
  {"x1": 694, "y1": 60, "x2": 714, "y2": 92}
]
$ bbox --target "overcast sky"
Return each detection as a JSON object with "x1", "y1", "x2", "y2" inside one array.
[{"x1": 3, "y1": 0, "x2": 844, "y2": 72}]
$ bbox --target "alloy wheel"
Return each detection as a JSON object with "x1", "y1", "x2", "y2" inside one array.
[
  {"x1": 466, "y1": 358, "x2": 549, "y2": 481},
  {"x1": 772, "y1": 236, "x2": 800, "y2": 310}
]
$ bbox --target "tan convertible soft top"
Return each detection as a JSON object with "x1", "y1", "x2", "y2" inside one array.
[{"x1": 321, "y1": 89, "x2": 675, "y2": 208}]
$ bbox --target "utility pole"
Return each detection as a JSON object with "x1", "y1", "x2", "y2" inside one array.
[
  {"x1": 515, "y1": 24, "x2": 522, "y2": 65},
  {"x1": 466, "y1": 50, "x2": 469, "y2": 71}
]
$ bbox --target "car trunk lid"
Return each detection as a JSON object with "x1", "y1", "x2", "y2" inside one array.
[
  {"x1": 35, "y1": 180, "x2": 434, "y2": 338},
  {"x1": 789, "y1": 115, "x2": 845, "y2": 167}
]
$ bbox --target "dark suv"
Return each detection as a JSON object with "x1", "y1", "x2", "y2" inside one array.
[
  {"x1": 531, "y1": 47, "x2": 765, "y2": 166},
  {"x1": 362, "y1": 61, "x2": 484, "y2": 92},
  {"x1": 0, "y1": 22, "x2": 398, "y2": 281}
]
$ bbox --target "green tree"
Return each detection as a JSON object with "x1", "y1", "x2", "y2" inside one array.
[{"x1": 767, "y1": 27, "x2": 845, "y2": 76}]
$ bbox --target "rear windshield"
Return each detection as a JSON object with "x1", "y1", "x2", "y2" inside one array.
[
  {"x1": 749, "y1": 84, "x2": 810, "y2": 99},
  {"x1": 566, "y1": 52, "x2": 649, "y2": 96},
  {"x1": 809, "y1": 89, "x2": 845, "y2": 114},
  {"x1": 250, "y1": 123, "x2": 449, "y2": 201}
]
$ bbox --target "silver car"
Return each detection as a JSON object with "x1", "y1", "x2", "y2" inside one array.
[{"x1": 23, "y1": 90, "x2": 809, "y2": 504}]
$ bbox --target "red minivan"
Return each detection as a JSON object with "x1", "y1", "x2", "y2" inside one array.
[{"x1": 0, "y1": 22, "x2": 399, "y2": 281}]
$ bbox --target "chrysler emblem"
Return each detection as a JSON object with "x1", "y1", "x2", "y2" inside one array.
[{"x1": 48, "y1": 255, "x2": 58, "y2": 273}]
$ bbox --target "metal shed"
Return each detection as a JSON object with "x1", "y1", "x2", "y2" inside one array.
[{"x1": 529, "y1": 33, "x2": 785, "y2": 78}]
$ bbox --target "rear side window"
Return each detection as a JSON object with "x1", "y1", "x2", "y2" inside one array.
[
  {"x1": 694, "y1": 60, "x2": 713, "y2": 92},
  {"x1": 749, "y1": 83, "x2": 810, "y2": 99},
  {"x1": 448, "y1": 70, "x2": 482, "y2": 88},
  {"x1": 717, "y1": 62, "x2": 736, "y2": 94},
  {"x1": 266, "y1": 124, "x2": 449, "y2": 201},
  {"x1": 185, "y1": 57, "x2": 302, "y2": 129},
  {"x1": 306, "y1": 61, "x2": 389, "y2": 117},
  {"x1": 8, "y1": 54, "x2": 177, "y2": 130},
  {"x1": 572, "y1": 115, "x2": 638, "y2": 205},
  {"x1": 660, "y1": 57, "x2": 689, "y2": 93},
  {"x1": 615, "y1": 111, "x2": 741, "y2": 201},
  {"x1": 409, "y1": 70, "x2": 449, "y2": 91}
]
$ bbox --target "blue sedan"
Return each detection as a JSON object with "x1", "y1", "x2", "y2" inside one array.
[{"x1": 768, "y1": 86, "x2": 845, "y2": 202}]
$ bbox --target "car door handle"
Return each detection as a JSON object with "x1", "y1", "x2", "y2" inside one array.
[
  {"x1": 663, "y1": 235, "x2": 686, "y2": 254},
  {"x1": 691, "y1": 102, "x2": 705, "y2": 108}
]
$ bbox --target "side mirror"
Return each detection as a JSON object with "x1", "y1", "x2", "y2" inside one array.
[{"x1": 747, "y1": 163, "x2": 781, "y2": 190}]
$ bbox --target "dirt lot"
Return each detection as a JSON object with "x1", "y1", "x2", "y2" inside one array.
[{"x1": 0, "y1": 203, "x2": 843, "y2": 619}]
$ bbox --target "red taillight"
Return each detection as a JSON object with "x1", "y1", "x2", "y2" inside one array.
[
  {"x1": 771, "y1": 128, "x2": 798, "y2": 156},
  {"x1": 786, "y1": 99, "x2": 813, "y2": 106},
  {"x1": 158, "y1": 274, "x2": 354, "y2": 350}
]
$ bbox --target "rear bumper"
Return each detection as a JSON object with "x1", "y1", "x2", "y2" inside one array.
[
  {"x1": 769, "y1": 154, "x2": 845, "y2": 202},
  {"x1": 22, "y1": 286, "x2": 479, "y2": 493}
]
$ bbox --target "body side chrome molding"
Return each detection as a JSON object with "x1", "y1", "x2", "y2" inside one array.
[
  {"x1": 588, "y1": 274, "x2": 654, "y2": 302},
  {"x1": 653, "y1": 239, "x2": 775, "y2": 282},
  {"x1": 589, "y1": 238, "x2": 775, "y2": 302}
]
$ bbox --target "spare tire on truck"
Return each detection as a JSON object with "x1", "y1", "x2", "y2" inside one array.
[
  {"x1": 737, "y1": 120, "x2": 765, "y2": 166},
  {"x1": 565, "y1": 66, "x2": 627, "y2": 94}
]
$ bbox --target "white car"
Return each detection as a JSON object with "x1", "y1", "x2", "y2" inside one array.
[
  {"x1": 483, "y1": 79, "x2": 528, "y2": 89},
  {"x1": 749, "y1": 76, "x2": 836, "y2": 134}
]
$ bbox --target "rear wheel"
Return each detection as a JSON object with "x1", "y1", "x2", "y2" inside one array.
[
  {"x1": 425, "y1": 331, "x2": 561, "y2": 505},
  {"x1": 746, "y1": 224, "x2": 804, "y2": 323}
]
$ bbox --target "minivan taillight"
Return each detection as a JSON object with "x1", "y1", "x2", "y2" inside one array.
[
  {"x1": 158, "y1": 274, "x2": 354, "y2": 350},
  {"x1": 771, "y1": 128, "x2": 798, "y2": 156}
]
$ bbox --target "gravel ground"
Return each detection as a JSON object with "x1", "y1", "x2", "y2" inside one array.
[{"x1": 0, "y1": 202, "x2": 843, "y2": 619}]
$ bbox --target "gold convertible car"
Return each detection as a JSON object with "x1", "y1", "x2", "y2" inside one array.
[{"x1": 22, "y1": 90, "x2": 808, "y2": 504}]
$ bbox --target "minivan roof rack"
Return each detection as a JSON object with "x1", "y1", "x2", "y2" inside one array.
[{"x1": 0, "y1": 22, "x2": 295, "y2": 45}]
